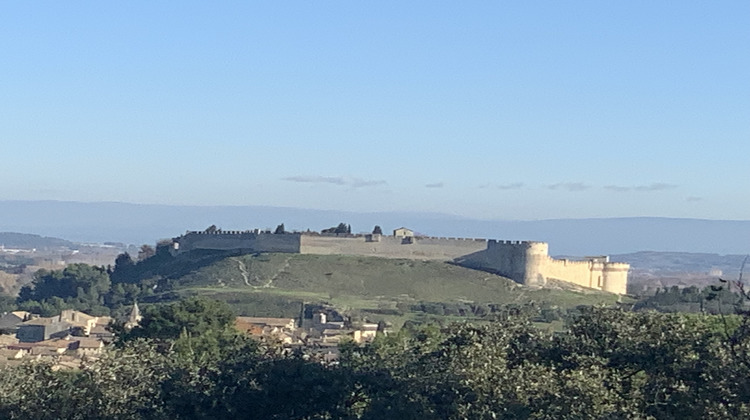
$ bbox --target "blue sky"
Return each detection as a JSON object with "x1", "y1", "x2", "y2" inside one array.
[{"x1": 2, "y1": 2, "x2": 748, "y2": 220}]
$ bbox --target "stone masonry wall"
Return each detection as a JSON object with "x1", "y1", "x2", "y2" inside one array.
[
  {"x1": 174, "y1": 231, "x2": 301, "y2": 254},
  {"x1": 299, "y1": 235, "x2": 487, "y2": 260},
  {"x1": 543, "y1": 258, "x2": 605, "y2": 289}
]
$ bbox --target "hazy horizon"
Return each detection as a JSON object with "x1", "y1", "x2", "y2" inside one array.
[
  {"x1": 5, "y1": 198, "x2": 750, "y2": 222},
  {"x1": 2, "y1": 200, "x2": 749, "y2": 256}
]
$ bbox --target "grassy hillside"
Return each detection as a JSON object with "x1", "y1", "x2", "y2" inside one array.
[{"x1": 154, "y1": 252, "x2": 620, "y2": 326}]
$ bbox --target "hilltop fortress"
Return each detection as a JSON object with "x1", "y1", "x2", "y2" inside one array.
[{"x1": 169, "y1": 228, "x2": 629, "y2": 295}]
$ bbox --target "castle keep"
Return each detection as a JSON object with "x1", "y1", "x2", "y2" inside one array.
[{"x1": 170, "y1": 228, "x2": 629, "y2": 294}]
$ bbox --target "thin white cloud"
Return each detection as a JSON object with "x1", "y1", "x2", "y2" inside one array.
[
  {"x1": 603, "y1": 185, "x2": 631, "y2": 192},
  {"x1": 686, "y1": 196, "x2": 702, "y2": 202},
  {"x1": 479, "y1": 182, "x2": 523, "y2": 190},
  {"x1": 634, "y1": 183, "x2": 678, "y2": 191},
  {"x1": 605, "y1": 183, "x2": 678, "y2": 192},
  {"x1": 350, "y1": 178, "x2": 387, "y2": 188},
  {"x1": 548, "y1": 182, "x2": 590, "y2": 192},
  {"x1": 283, "y1": 175, "x2": 385, "y2": 188},
  {"x1": 496, "y1": 182, "x2": 524, "y2": 190},
  {"x1": 425, "y1": 182, "x2": 444, "y2": 188},
  {"x1": 282, "y1": 176, "x2": 346, "y2": 185}
]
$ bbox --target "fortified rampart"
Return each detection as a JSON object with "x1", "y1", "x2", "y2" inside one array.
[
  {"x1": 170, "y1": 228, "x2": 629, "y2": 294},
  {"x1": 455, "y1": 240, "x2": 628, "y2": 294},
  {"x1": 299, "y1": 235, "x2": 487, "y2": 260},
  {"x1": 172, "y1": 231, "x2": 301, "y2": 254},
  {"x1": 454, "y1": 240, "x2": 549, "y2": 287}
]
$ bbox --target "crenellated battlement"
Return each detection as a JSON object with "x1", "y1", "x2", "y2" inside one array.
[
  {"x1": 488, "y1": 239, "x2": 541, "y2": 246},
  {"x1": 184, "y1": 229, "x2": 262, "y2": 236},
  {"x1": 169, "y1": 226, "x2": 629, "y2": 294},
  {"x1": 173, "y1": 230, "x2": 302, "y2": 254},
  {"x1": 603, "y1": 262, "x2": 630, "y2": 270}
]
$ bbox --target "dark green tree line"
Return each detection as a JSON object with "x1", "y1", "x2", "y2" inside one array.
[{"x1": 3, "y1": 306, "x2": 750, "y2": 419}]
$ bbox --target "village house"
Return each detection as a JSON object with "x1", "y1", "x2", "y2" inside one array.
[
  {"x1": 30, "y1": 339, "x2": 70, "y2": 357},
  {"x1": 89, "y1": 323, "x2": 115, "y2": 342},
  {"x1": 311, "y1": 312, "x2": 345, "y2": 331},
  {"x1": 235, "y1": 317, "x2": 296, "y2": 332},
  {"x1": 392, "y1": 227, "x2": 414, "y2": 238},
  {"x1": 59, "y1": 310, "x2": 99, "y2": 336},
  {"x1": 16, "y1": 317, "x2": 70, "y2": 342},
  {"x1": 321, "y1": 328, "x2": 349, "y2": 344},
  {"x1": 68, "y1": 337, "x2": 105, "y2": 357},
  {"x1": 235, "y1": 317, "x2": 298, "y2": 344},
  {"x1": 0, "y1": 311, "x2": 31, "y2": 335},
  {"x1": 5, "y1": 336, "x2": 105, "y2": 360},
  {"x1": 2, "y1": 308, "x2": 108, "y2": 366},
  {"x1": 15, "y1": 310, "x2": 101, "y2": 342},
  {"x1": 353, "y1": 323, "x2": 379, "y2": 344}
]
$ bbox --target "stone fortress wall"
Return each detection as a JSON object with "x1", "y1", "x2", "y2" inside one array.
[
  {"x1": 299, "y1": 235, "x2": 488, "y2": 260},
  {"x1": 455, "y1": 240, "x2": 628, "y2": 294},
  {"x1": 170, "y1": 228, "x2": 629, "y2": 295},
  {"x1": 172, "y1": 230, "x2": 301, "y2": 254}
]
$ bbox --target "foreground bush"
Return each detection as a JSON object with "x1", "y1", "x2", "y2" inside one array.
[{"x1": 1, "y1": 308, "x2": 750, "y2": 419}]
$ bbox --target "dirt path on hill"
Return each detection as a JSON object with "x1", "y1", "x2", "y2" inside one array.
[
  {"x1": 235, "y1": 258, "x2": 252, "y2": 286},
  {"x1": 233, "y1": 256, "x2": 291, "y2": 289},
  {"x1": 265, "y1": 256, "x2": 292, "y2": 288}
]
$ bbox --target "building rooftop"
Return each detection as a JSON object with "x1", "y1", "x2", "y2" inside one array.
[
  {"x1": 60, "y1": 310, "x2": 97, "y2": 325},
  {"x1": 236, "y1": 317, "x2": 296, "y2": 328},
  {"x1": 20, "y1": 317, "x2": 61, "y2": 326},
  {"x1": 7, "y1": 342, "x2": 38, "y2": 350},
  {"x1": 71, "y1": 338, "x2": 104, "y2": 349},
  {"x1": 36, "y1": 338, "x2": 73, "y2": 348}
]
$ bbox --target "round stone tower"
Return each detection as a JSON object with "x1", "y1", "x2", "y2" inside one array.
[
  {"x1": 602, "y1": 262, "x2": 629, "y2": 295},
  {"x1": 523, "y1": 241, "x2": 549, "y2": 287}
]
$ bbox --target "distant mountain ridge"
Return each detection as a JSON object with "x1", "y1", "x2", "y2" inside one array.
[
  {"x1": 0, "y1": 232, "x2": 76, "y2": 250},
  {"x1": 1, "y1": 200, "x2": 748, "y2": 255},
  {"x1": 610, "y1": 251, "x2": 749, "y2": 275}
]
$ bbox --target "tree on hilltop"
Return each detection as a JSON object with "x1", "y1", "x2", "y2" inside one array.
[
  {"x1": 138, "y1": 244, "x2": 156, "y2": 261},
  {"x1": 17, "y1": 264, "x2": 112, "y2": 316},
  {"x1": 110, "y1": 253, "x2": 135, "y2": 284},
  {"x1": 321, "y1": 222, "x2": 351, "y2": 235},
  {"x1": 274, "y1": 223, "x2": 286, "y2": 234},
  {"x1": 18, "y1": 264, "x2": 110, "y2": 304}
]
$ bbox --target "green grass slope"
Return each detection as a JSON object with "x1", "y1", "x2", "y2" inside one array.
[{"x1": 162, "y1": 252, "x2": 619, "y2": 325}]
